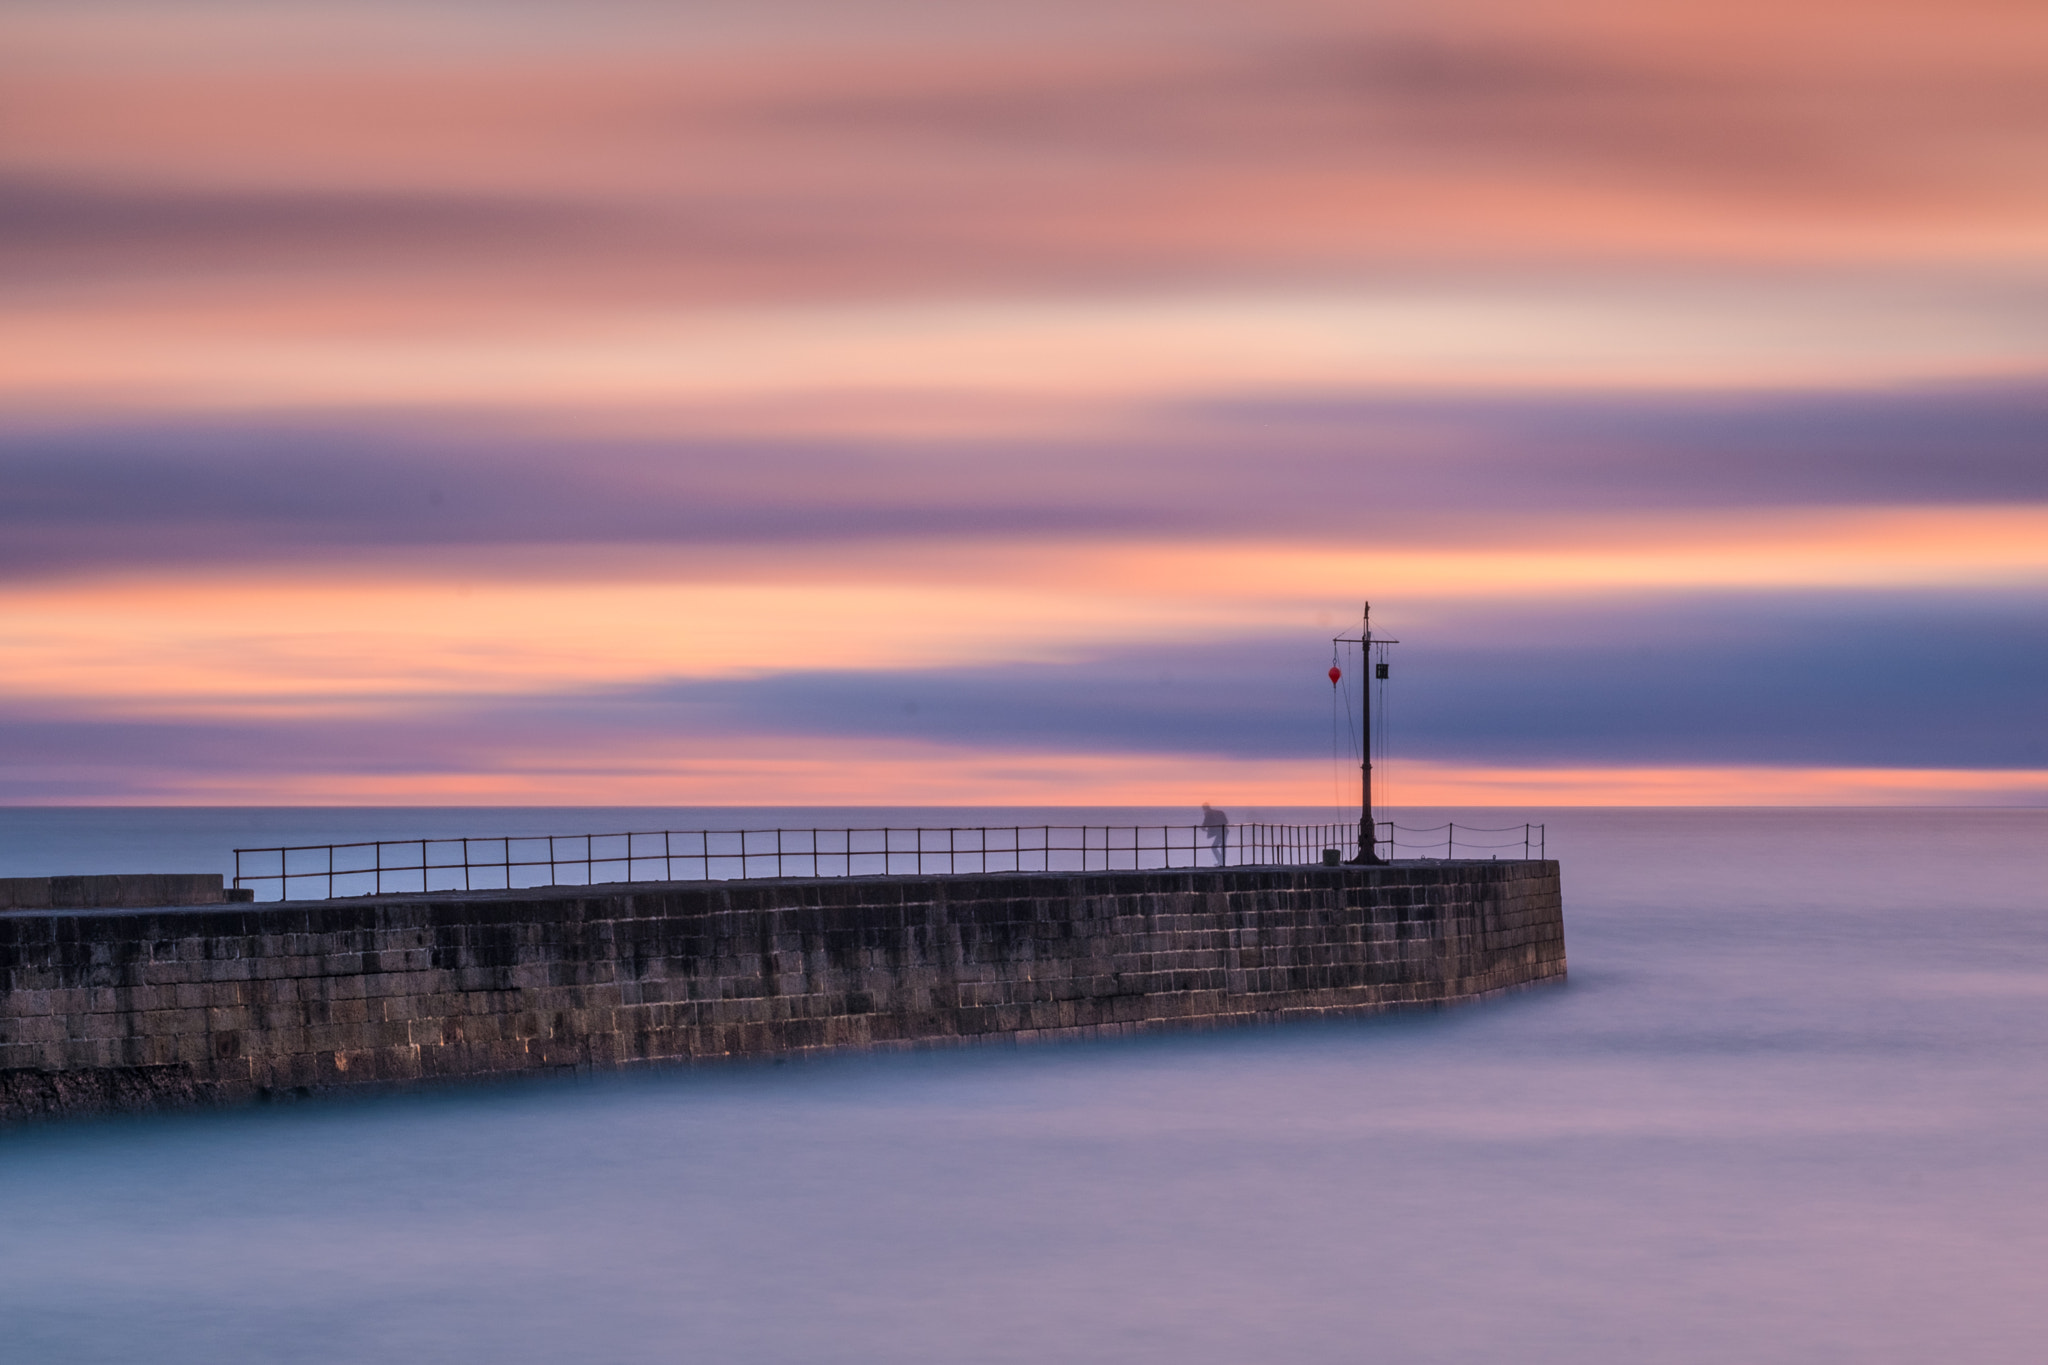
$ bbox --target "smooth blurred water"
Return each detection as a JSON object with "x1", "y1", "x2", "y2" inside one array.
[{"x1": 3, "y1": 807, "x2": 2046, "y2": 1364}]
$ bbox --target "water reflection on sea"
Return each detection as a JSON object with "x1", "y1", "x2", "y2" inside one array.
[{"x1": 2, "y1": 807, "x2": 2045, "y2": 1364}]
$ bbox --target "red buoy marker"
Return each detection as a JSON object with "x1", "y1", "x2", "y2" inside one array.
[{"x1": 1328, "y1": 665, "x2": 1342, "y2": 685}]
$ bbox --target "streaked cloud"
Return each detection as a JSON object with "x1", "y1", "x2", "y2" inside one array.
[
  {"x1": 4, "y1": 381, "x2": 2046, "y2": 573},
  {"x1": 5, "y1": 591, "x2": 2042, "y2": 798},
  {"x1": 2, "y1": 0, "x2": 2044, "y2": 804},
  {"x1": 13, "y1": 278, "x2": 2048, "y2": 413}
]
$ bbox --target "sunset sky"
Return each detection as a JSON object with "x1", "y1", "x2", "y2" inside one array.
[{"x1": 4, "y1": 0, "x2": 2045, "y2": 805}]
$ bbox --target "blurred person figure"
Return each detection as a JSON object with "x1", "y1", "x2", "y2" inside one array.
[{"x1": 1201, "y1": 803, "x2": 1229, "y2": 866}]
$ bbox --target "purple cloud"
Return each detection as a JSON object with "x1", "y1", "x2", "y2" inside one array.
[{"x1": 2, "y1": 381, "x2": 2044, "y2": 578}]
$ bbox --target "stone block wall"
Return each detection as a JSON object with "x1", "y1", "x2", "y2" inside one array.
[
  {"x1": 0, "y1": 861, "x2": 1563, "y2": 1122},
  {"x1": 0, "y1": 873, "x2": 250, "y2": 912}
]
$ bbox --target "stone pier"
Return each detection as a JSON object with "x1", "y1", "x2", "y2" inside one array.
[{"x1": 1, "y1": 861, "x2": 1564, "y2": 1123}]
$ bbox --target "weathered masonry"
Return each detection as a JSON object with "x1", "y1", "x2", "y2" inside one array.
[
  {"x1": 0, "y1": 873, "x2": 251, "y2": 913},
  {"x1": 1, "y1": 862, "x2": 1564, "y2": 1123}
]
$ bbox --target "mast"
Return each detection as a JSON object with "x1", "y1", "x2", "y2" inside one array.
[
  {"x1": 1360, "y1": 603, "x2": 1374, "y2": 860},
  {"x1": 1333, "y1": 602, "x2": 1397, "y2": 864}
]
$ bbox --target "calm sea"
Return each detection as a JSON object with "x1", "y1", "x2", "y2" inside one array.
[{"x1": 2, "y1": 806, "x2": 2045, "y2": 1364}]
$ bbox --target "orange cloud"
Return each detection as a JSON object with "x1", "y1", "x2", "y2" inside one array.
[
  {"x1": 11, "y1": 284, "x2": 2048, "y2": 415},
  {"x1": 15, "y1": 725, "x2": 2043, "y2": 809},
  {"x1": 1379, "y1": 760, "x2": 2048, "y2": 807}
]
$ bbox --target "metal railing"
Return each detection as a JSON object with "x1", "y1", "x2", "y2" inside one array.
[
  {"x1": 1384, "y1": 821, "x2": 1547, "y2": 861},
  {"x1": 230, "y1": 820, "x2": 1546, "y2": 902}
]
